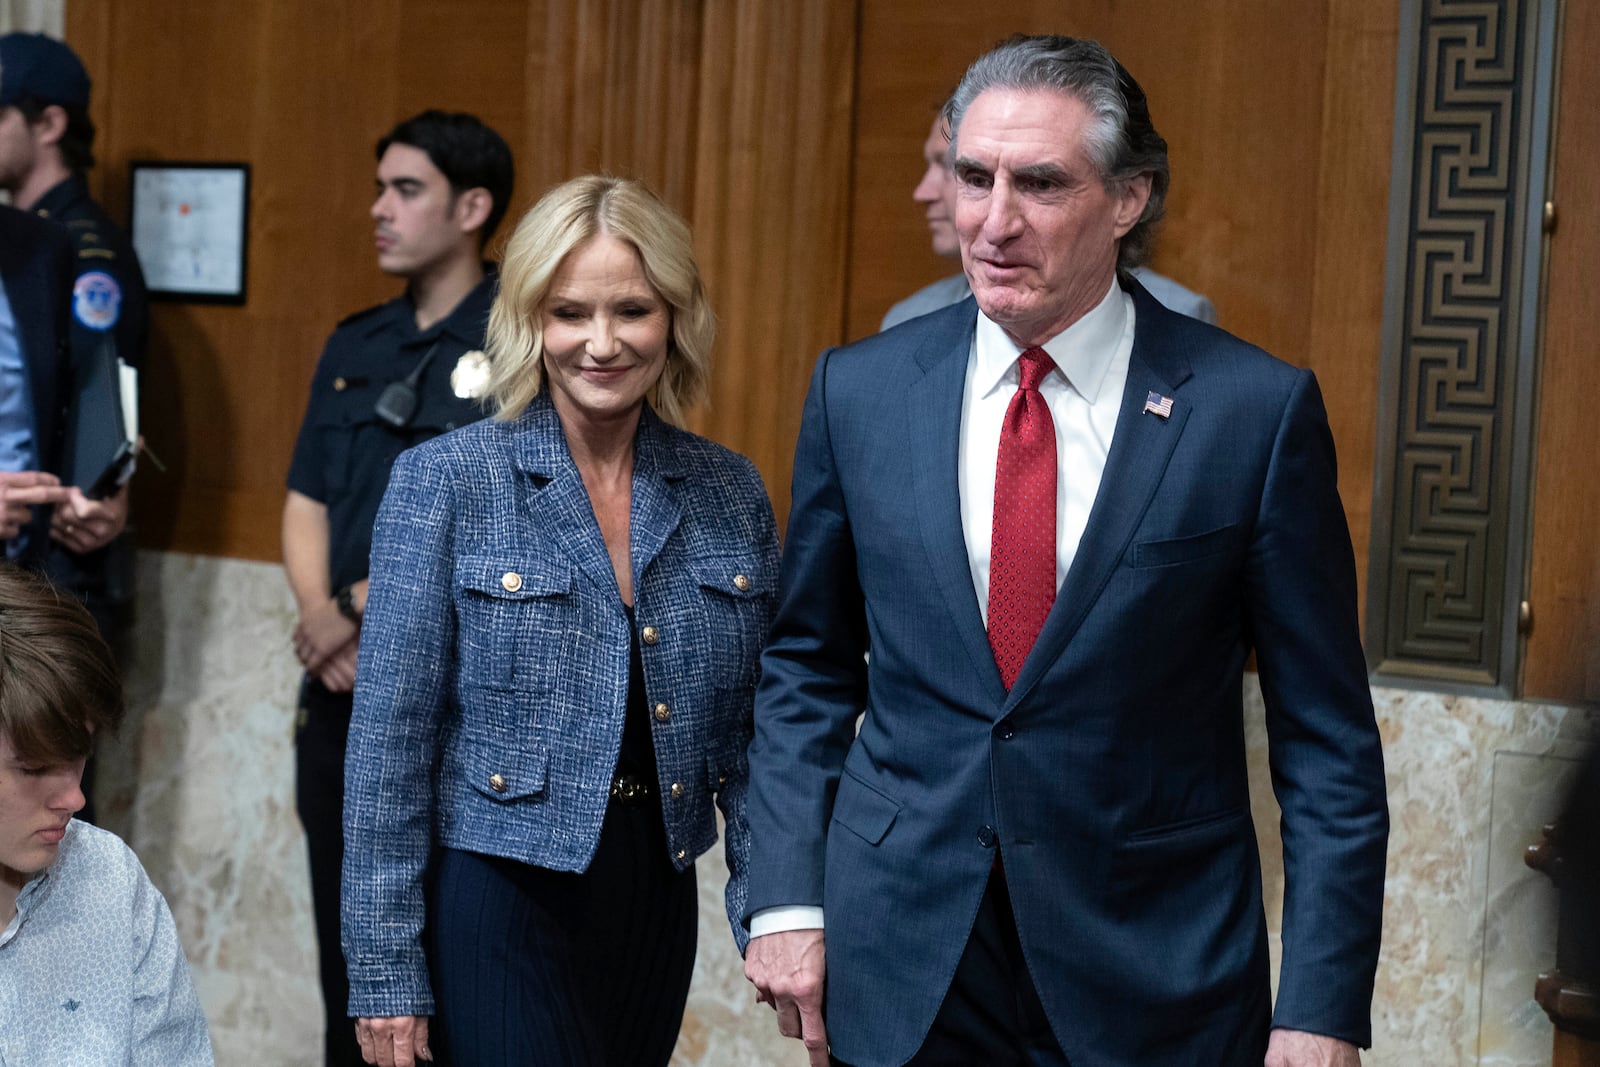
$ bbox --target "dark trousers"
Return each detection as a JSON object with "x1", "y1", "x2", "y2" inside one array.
[
  {"x1": 294, "y1": 678, "x2": 364, "y2": 1067},
  {"x1": 837, "y1": 863, "x2": 1069, "y2": 1067},
  {"x1": 429, "y1": 794, "x2": 698, "y2": 1066}
]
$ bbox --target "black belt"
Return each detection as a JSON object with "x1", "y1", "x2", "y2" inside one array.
[{"x1": 610, "y1": 772, "x2": 654, "y2": 806}]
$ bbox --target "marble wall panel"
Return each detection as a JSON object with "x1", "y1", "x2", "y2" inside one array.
[{"x1": 97, "y1": 551, "x2": 1594, "y2": 1065}]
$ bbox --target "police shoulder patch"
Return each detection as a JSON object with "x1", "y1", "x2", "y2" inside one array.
[{"x1": 73, "y1": 271, "x2": 123, "y2": 331}]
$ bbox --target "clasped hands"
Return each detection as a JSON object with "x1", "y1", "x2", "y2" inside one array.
[
  {"x1": 0, "y1": 470, "x2": 127, "y2": 552},
  {"x1": 293, "y1": 596, "x2": 359, "y2": 692}
]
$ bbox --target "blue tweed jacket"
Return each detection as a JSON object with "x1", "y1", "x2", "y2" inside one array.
[{"x1": 341, "y1": 390, "x2": 778, "y2": 1018}]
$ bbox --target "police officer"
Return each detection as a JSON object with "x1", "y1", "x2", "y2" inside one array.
[
  {"x1": 1, "y1": 33, "x2": 150, "y2": 825},
  {"x1": 282, "y1": 109, "x2": 513, "y2": 1067}
]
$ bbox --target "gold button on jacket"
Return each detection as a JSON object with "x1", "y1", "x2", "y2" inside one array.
[
  {"x1": 501, "y1": 572, "x2": 522, "y2": 593},
  {"x1": 488, "y1": 773, "x2": 507, "y2": 793},
  {"x1": 653, "y1": 702, "x2": 671, "y2": 722},
  {"x1": 641, "y1": 625, "x2": 660, "y2": 645},
  {"x1": 733, "y1": 573, "x2": 751, "y2": 592},
  {"x1": 670, "y1": 782, "x2": 685, "y2": 799}
]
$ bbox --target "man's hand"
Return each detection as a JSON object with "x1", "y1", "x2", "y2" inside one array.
[
  {"x1": 355, "y1": 1015, "x2": 431, "y2": 1066},
  {"x1": 1265, "y1": 1028, "x2": 1361, "y2": 1067},
  {"x1": 293, "y1": 597, "x2": 358, "y2": 674},
  {"x1": 49, "y1": 483, "x2": 129, "y2": 553},
  {"x1": 0, "y1": 470, "x2": 69, "y2": 539},
  {"x1": 745, "y1": 929, "x2": 829, "y2": 1066},
  {"x1": 316, "y1": 637, "x2": 359, "y2": 693}
]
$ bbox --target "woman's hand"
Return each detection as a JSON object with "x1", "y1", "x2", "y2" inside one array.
[{"x1": 355, "y1": 1015, "x2": 431, "y2": 1066}]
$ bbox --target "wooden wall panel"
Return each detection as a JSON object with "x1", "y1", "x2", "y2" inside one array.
[
  {"x1": 1305, "y1": 0, "x2": 1401, "y2": 623},
  {"x1": 65, "y1": 0, "x2": 856, "y2": 558},
  {"x1": 1524, "y1": 0, "x2": 1600, "y2": 702}
]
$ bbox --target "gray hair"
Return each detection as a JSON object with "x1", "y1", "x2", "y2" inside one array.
[{"x1": 943, "y1": 35, "x2": 1170, "y2": 270}]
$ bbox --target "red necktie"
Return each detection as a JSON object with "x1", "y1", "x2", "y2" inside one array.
[{"x1": 987, "y1": 347, "x2": 1057, "y2": 691}]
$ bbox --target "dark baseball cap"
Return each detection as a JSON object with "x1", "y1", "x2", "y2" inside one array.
[{"x1": 0, "y1": 33, "x2": 91, "y2": 109}]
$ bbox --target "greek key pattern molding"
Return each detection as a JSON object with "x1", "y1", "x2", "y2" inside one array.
[{"x1": 1376, "y1": 0, "x2": 1532, "y2": 686}]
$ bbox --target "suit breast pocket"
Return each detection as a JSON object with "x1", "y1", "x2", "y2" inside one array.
[
  {"x1": 691, "y1": 554, "x2": 774, "y2": 689},
  {"x1": 455, "y1": 555, "x2": 575, "y2": 691},
  {"x1": 1129, "y1": 523, "x2": 1241, "y2": 569}
]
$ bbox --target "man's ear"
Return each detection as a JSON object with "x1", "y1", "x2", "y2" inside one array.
[
  {"x1": 31, "y1": 104, "x2": 69, "y2": 149},
  {"x1": 454, "y1": 187, "x2": 493, "y2": 237},
  {"x1": 1112, "y1": 172, "x2": 1152, "y2": 239}
]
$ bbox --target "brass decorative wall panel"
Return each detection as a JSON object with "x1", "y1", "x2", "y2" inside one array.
[{"x1": 1369, "y1": 0, "x2": 1556, "y2": 692}]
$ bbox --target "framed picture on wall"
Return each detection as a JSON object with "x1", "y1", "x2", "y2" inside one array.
[{"x1": 128, "y1": 161, "x2": 251, "y2": 304}]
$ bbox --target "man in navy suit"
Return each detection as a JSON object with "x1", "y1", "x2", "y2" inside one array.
[
  {"x1": 743, "y1": 35, "x2": 1388, "y2": 1067},
  {"x1": 0, "y1": 205, "x2": 74, "y2": 565}
]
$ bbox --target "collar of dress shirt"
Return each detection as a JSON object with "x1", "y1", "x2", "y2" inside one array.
[{"x1": 971, "y1": 276, "x2": 1127, "y2": 404}]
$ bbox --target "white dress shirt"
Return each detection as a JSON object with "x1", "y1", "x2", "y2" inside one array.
[{"x1": 751, "y1": 278, "x2": 1137, "y2": 940}]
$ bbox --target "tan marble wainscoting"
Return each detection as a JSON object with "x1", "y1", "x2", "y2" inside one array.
[{"x1": 94, "y1": 551, "x2": 1593, "y2": 1066}]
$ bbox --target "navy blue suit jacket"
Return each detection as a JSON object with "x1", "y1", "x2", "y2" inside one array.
[
  {"x1": 746, "y1": 282, "x2": 1388, "y2": 1066},
  {"x1": 0, "y1": 205, "x2": 74, "y2": 565}
]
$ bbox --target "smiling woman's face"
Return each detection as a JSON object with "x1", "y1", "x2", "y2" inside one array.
[
  {"x1": 540, "y1": 233, "x2": 672, "y2": 430},
  {"x1": 0, "y1": 735, "x2": 86, "y2": 892}
]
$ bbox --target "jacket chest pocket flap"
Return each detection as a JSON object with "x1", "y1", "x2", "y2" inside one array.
[
  {"x1": 691, "y1": 554, "x2": 773, "y2": 688},
  {"x1": 1130, "y1": 522, "x2": 1241, "y2": 569},
  {"x1": 456, "y1": 556, "x2": 575, "y2": 690}
]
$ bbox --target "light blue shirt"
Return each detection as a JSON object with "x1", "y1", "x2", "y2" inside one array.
[
  {"x1": 0, "y1": 275, "x2": 35, "y2": 476},
  {"x1": 0, "y1": 821, "x2": 213, "y2": 1066},
  {"x1": 0, "y1": 276, "x2": 36, "y2": 559}
]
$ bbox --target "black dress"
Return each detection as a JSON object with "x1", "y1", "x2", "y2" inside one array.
[{"x1": 428, "y1": 608, "x2": 699, "y2": 1065}]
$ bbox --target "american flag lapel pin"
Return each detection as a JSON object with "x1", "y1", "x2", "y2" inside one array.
[{"x1": 1142, "y1": 390, "x2": 1174, "y2": 419}]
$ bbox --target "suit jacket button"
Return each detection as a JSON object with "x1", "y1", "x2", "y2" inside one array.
[
  {"x1": 333, "y1": 376, "x2": 348, "y2": 391},
  {"x1": 733, "y1": 573, "x2": 751, "y2": 592},
  {"x1": 675, "y1": 849, "x2": 687, "y2": 862},
  {"x1": 977, "y1": 825, "x2": 996, "y2": 848},
  {"x1": 501, "y1": 572, "x2": 522, "y2": 593},
  {"x1": 653, "y1": 702, "x2": 671, "y2": 722},
  {"x1": 489, "y1": 773, "x2": 507, "y2": 793},
  {"x1": 670, "y1": 782, "x2": 685, "y2": 799},
  {"x1": 641, "y1": 625, "x2": 660, "y2": 645}
]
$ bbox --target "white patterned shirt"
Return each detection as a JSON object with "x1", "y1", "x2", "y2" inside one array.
[{"x1": 0, "y1": 820, "x2": 213, "y2": 1066}]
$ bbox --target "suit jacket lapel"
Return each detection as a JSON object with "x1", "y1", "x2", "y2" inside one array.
[
  {"x1": 908, "y1": 301, "x2": 1008, "y2": 703},
  {"x1": 1006, "y1": 288, "x2": 1195, "y2": 708},
  {"x1": 629, "y1": 407, "x2": 684, "y2": 586},
  {"x1": 514, "y1": 393, "x2": 621, "y2": 599}
]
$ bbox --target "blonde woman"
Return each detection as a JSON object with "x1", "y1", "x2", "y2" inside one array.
[{"x1": 341, "y1": 176, "x2": 777, "y2": 1067}]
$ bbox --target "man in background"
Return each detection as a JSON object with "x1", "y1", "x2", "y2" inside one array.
[
  {"x1": 882, "y1": 110, "x2": 1215, "y2": 331},
  {"x1": 0, "y1": 33, "x2": 149, "y2": 672},
  {"x1": 282, "y1": 109, "x2": 512, "y2": 1067}
]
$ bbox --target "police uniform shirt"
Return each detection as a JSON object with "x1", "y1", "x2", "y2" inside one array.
[
  {"x1": 32, "y1": 175, "x2": 149, "y2": 612},
  {"x1": 31, "y1": 175, "x2": 149, "y2": 371},
  {"x1": 286, "y1": 270, "x2": 496, "y2": 595}
]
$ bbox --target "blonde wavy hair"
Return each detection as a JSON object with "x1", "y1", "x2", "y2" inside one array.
[{"x1": 486, "y1": 175, "x2": 713, "y2": 425}]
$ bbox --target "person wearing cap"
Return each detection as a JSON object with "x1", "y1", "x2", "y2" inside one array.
[
  {"x1": 281, "y1": 109, "x2": 512, "y2": 1067},
  {"x1": 0, "y1": 32, "x2": 148, "y2": 678}
]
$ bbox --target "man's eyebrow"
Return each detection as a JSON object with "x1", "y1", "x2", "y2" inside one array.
[
  {"x1": 951, "y1": 156, "x2": 989, "y2": 174},
  {"x1": 1012, "y1": 162, "x2": 1073, "y2": 184}
]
